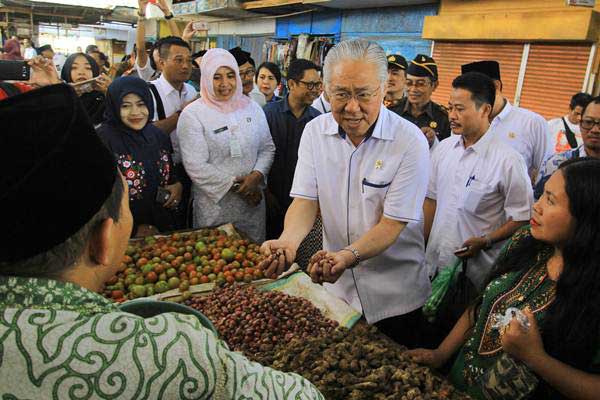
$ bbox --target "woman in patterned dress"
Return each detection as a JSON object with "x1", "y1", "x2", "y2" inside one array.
[
  {"x1": 98, "y1": 76, "x2": 182, "y2": 237},
  {"x1": 408, "y1": 158, "x2": 600, "y2": 399},
  {"x1": 177, "y1": 48, "x2": 275, "y2": 243}
]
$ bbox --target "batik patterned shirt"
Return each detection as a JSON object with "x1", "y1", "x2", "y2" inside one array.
[{"x1": 0, "y1": 276, "x2": 324, "y2": 399}]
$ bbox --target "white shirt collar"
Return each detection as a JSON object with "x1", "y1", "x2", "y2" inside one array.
[
  {"x1": 493, "y1": 99, "x2": 513, "y2": 123},
  {"x1": 320, "y1": 105, "x2": 395, "y2": 141},
  {"x1": 156, "y1": 74, "x2": 188, "y2": 96},
  {"x1": 453, "y1": 126, "x2": 495, "y2": 154}
]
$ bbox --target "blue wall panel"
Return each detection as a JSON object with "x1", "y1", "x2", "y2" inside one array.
[
  {"x1": 341, "y1": 4, "x2": 437, "y2": 60},
  {"x1": 275, "y1": 10, "x2": 342, "y2": 38}
]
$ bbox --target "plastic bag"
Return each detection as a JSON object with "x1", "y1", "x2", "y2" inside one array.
[{"x1": 422, "y1": 258, "x2": 462, "y2": 322}]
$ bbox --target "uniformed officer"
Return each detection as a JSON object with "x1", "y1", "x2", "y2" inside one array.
[
  {"x1": 389, "y1": 54, "x2": 451, "y2": 146},
  {"x1": 384, "y1": 54, "x2": 407, "y2": 109}
]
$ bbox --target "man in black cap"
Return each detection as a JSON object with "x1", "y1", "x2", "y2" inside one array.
[
  {"x1": 229, "y1": 46, "x2": 266, "y2": 106},
  {"x1": 461, "y1": 60, "x2": 550, "y2": 180},
  {"x1": 389, "y1": 54, "x2": 451, "y2": 147},
  {"x1": 0, "y1": 84, "x2": 324, "y2": 399},
  {"x1": 384, "y1": 54, "x2": 407, "y2": 109}
]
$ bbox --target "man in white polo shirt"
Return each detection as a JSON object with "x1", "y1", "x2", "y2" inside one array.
[
  {"x1": 461, "y1": 61, "x2": 550, "y2": 181},
  {"x1": 424, "y1": 72, "x2": 533, "y2": 290},
  {"x1": 260, "y1": 39, "x2": 431, "y2": 347}
]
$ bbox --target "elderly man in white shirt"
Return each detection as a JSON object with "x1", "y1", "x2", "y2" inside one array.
[
  {"x1": 260, "y1": 39, "x2": 432, "y2": 348},
  {"x1": 424, "y1": 72, "x2": 533, "y2": 290},
  {"x1": 461, "y1": 61, "x2": 550, "y2": 181}
]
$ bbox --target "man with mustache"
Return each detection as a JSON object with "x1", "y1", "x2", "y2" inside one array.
[{"x1": 424, "y1": 72, "x2": 532, "y2": 291}]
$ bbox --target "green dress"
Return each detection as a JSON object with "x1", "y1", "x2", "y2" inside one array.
[
  {"x1": 448, "y1": 227, "x2": 599, "y2": 399},
  {"x1": 0, "y1": 275, "x2": 324, "y2": 399}
]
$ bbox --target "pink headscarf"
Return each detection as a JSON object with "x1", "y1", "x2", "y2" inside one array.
[
  {"x1": 199, "y1": 48, "x2": 250, "y2": 113},
  {"x1": 1, "y1": 39, "x2": 23, "y2": 61}
]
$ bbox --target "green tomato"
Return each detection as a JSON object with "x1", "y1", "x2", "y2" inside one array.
[
  {"x1": 141, "y1": 264, "x2": 154, "y2": 274},
  {"x1": 168, "y1": 277, "x2": 181, "y2": 289},
  {"x1": 130, "y1": 285, "x2": 147, "y2": 298},
  {"x1": 221, "y1": 248, "x2": 234, "y2": 262},
  {"x1": 154, "y1": 281, "x2": 169, "y2": 293},
  {"x1": 208, "y1": 273, "x2": 217, "y2": 282},
  {"x1": 166, "y1": 268, "x2": 177, "y2": 278},
  {"x1": 195, "y1": 241, "x2": 206, "y2": 252}
]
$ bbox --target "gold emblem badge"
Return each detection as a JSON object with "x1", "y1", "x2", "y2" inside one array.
[
  {"x1": 508, "y1": 132, "x2": 516, "y2": 139},
  {"x1": 375, "y1": 160, "x2": 383, "y2": 170},
  {"x1": 388, "y1": 56, "x2": 396, "y2": 62},
  {"x1": 430, "y1": 121, "x2": 438, "y2": 129},
  {"x1": 420, "y1": 56, "x2": 426, "y2": 62}
]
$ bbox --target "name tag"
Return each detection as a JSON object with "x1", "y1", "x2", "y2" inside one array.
[{"x1": 213, "y1": 126, "x2": 228, "y2": 134}]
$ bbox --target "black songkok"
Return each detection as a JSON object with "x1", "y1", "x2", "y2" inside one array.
[{"x1": 0, "y1": 84, "x2": 117, "y2": 263}]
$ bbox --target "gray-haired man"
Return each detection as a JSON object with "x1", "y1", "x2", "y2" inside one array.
[{"x1": 260, "y1": 39, "x2": 432, "y2": 347}]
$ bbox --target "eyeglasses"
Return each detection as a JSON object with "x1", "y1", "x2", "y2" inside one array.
[
  {"x1": 239, "y1": 68, "x2": 256, "y2": 78},
  {"x1": 330, "y1": 86, "x2": 381, "y2": 104},
  {"x1": 581, "y1": 118, "x2": 600, "y2": 130},
  {"x1": 296, "y1": 80, "x2": 323, "y2": 91},
  {"x1": 405, "y1": 79, "x2": 432, "y2": 88}
]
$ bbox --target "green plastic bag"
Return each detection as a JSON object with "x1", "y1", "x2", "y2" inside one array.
[{"x1": 422, "y1": 258, "x2": 462, "y2": 322}]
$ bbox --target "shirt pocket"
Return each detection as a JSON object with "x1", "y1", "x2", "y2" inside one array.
[
  {"x1": 462, "y1": 180, "x2": 495, "y2": 215},
  {"x1": 362, "y1": 177, "x2": 392, "y2": 193}
]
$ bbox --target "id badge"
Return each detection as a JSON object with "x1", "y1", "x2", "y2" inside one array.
[{"x1": 229, "y1": 124, "x2": 242, "y2": 158}]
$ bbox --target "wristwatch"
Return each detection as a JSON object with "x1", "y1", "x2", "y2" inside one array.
[
  {"x1": 342, "y1": 247, "x2": 361, "y2": 268},
  {"x1": 164, "y1": 13, "x2": 174, "y2": 20},
  {"x1": 481, "y1": 234, "x2": 493, "y2": 250}
]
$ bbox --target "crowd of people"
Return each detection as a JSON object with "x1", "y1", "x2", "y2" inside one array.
[{"x1": 1, "y1": 0, "x2": 600, "y2": 398}]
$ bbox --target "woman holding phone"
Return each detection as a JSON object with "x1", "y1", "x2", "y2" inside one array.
[
  {"x1": 61, "y1": 52, "x2": 112, "y2": 125},
  {"x1": 97, "y1": 76, "x2": 182, "y2": 237}
]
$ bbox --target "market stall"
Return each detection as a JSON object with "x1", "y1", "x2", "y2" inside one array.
[{"x1": 103, "y1": 226, "x2": 470, "y2": 400}]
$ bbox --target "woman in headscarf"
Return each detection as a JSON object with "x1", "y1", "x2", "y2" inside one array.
[
  {"x1": 0, "y1": 38, "x2": 23, "y2": 60},
  {"x1": 97, "y1": 76, "x2": 182, "y2": 237},
  {"x1": 177, "y1": 48, "x2": 275, "y2": 242},
  {"x1": 61, "y1": 52, "x2": 112, "y2": 125}
]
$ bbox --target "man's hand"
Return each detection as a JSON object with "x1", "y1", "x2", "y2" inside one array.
[
  {"x1": 404, "y1": 348, "x2": 447, "y2": 369},
  {"x1": 501, "y1": 309, "x2": 545, "y2": 367},
  {"x1": 93, "y1": 73, "x2": 112, "y2": 94},
  {"x1": 163, "y1": 182, "x2": 183, "y2": 209},
  {"x1": 156, "y1": 0, "x2": 172, "y2": 15},
  {"x1": 307, "y1": 250, "x2": 353, "y2": 284},
  {"x1": 27, "y1": 56, "x2": 61, "y2": 88},
  {"x1": 259, "y1": 240, "x2": 296, "y2": 278},
  {"x1": 182, "y1": 21, "x2": 201, "y2": 42},
  {"x1": 136, "y1": 224, "x2": 159, "y2": 237},
  {"x1": 137, "y1": 0, "x2": 149, "y2": 13},
  {"x1": 455, "y1": 236, "x2": 487, "y2": 259},
  {"x1": 235, "y1": 171, "x2": 264, "y2": 197},
  {"x1": 421, "y1": 126, "x2": 437, "y2": 147}
]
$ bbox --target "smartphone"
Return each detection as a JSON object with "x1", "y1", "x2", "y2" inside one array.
[
  {"x1": 0, "y1": 60, "x2": 31, "y2": 81},
  {"x1": 454, "y1": 246, "x2": 469, "y2": 254},
  {"x1": 69, "y1": 77, "x2": 98, "y2": 94},
  {"x1": 156, "y1": 187, "x2": 171, "y2": 205},
  {"x1": 192, "y1": 21, "x2": 208, "y2": 31}
]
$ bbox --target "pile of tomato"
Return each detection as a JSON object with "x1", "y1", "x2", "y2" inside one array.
[{"x1": 103, "y1": 229, "x2": 267, "y2": 302}]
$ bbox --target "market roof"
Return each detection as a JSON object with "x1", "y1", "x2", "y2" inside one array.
[{"x1": 0, "y1": 0, "x2": 137, "y2": 25}]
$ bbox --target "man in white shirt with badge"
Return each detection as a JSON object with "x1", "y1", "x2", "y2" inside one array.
[
  {"x1": 260, "y1": 39, "x2": 431, "y2": 347},
  {"x1": 424, "y1": 72, "x2": 533, "y2": 290},
  {"x1": 461, "y1": 61, "x2": 550, "y2": 181}
]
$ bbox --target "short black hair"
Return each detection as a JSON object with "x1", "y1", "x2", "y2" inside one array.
[
  {"x1": 255, "y1": 62, "x2": 282, "y2": 85},
  {"x1": 287, "y1": 59, "x2": 318, "y2": 82},
  {"x1": 570, "y1": 92, "x2": 593, "y2": 110},
  {"x1": 582, "y1": 95, "x2": 600, "y2": 116},
  {"x1": 0, "y1": 175, "x2": 124, "y2": 279},
  {"x1": 85, "y1": 44, "x2": 99, "y2": 54},
  {"x1": 452, "y1": 72, "x2": 496, "y2": 109},
  {"x1": 157, "y1": 36, "x2": 191, "y2": 60}
]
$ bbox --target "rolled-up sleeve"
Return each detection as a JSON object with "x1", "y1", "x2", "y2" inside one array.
[
  {"x1": 290, "y1": 125, "x2": 318, "y2": 200},
  {"x1": 502, "y1": 155, "x2": 534, "y2": 222},
  {"x1": 384, "y1": 133, "x2": 430, "y2": 222},
  {"x1": 251, "y1": 105, "x2": 276, "y2": 178},
  {"x1": 177, "y1": 106, "x2": 235, "y2": 204}
]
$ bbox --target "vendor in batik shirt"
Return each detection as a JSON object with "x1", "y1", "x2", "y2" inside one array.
[
  {"x1": 408, "y1": 158, "x2": 600, "y2": 400},
  {"x1": 0, "y1": 84, "x2": 324, "y2": 400}
]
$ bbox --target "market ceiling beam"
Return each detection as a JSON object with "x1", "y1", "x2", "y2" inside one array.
[{"x1": 0, "y1": 5, "x2": 84, "y2": 20}]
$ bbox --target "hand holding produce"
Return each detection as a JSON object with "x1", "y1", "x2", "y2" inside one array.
[
  {"x1": 259, "y1": 240, "x2": 296, "y2": 278},
  {"x1": 404, "y1": 348, "x2": 448, "y2": 369},
  {"x1": 307, "y1": 250, "x2": 350, "y2": 284},
  {"x1": 234, "y1": 170, "x2": 263, "y2": 198}
]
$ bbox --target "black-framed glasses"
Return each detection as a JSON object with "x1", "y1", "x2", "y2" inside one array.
[
  {"x1": 405, "y1": 79, "x2": 432, "y2": 88},
  {"x1": 581, "y1": 118, "x2": 600, "y2": 130},
  {"x1": 239, "y1": 68, "x2": 256, "y2": 78},
  {"x1": 297, "y1": 80, "x2": 323, "y2": 90}
]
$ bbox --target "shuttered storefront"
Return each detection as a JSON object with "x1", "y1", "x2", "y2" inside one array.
[
  {"x1": 519, "y1": 43, "x2": 592, "y2": 119},
  {"x1": 431, "y1": 42, "x2": 524, "y2": 106}
]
